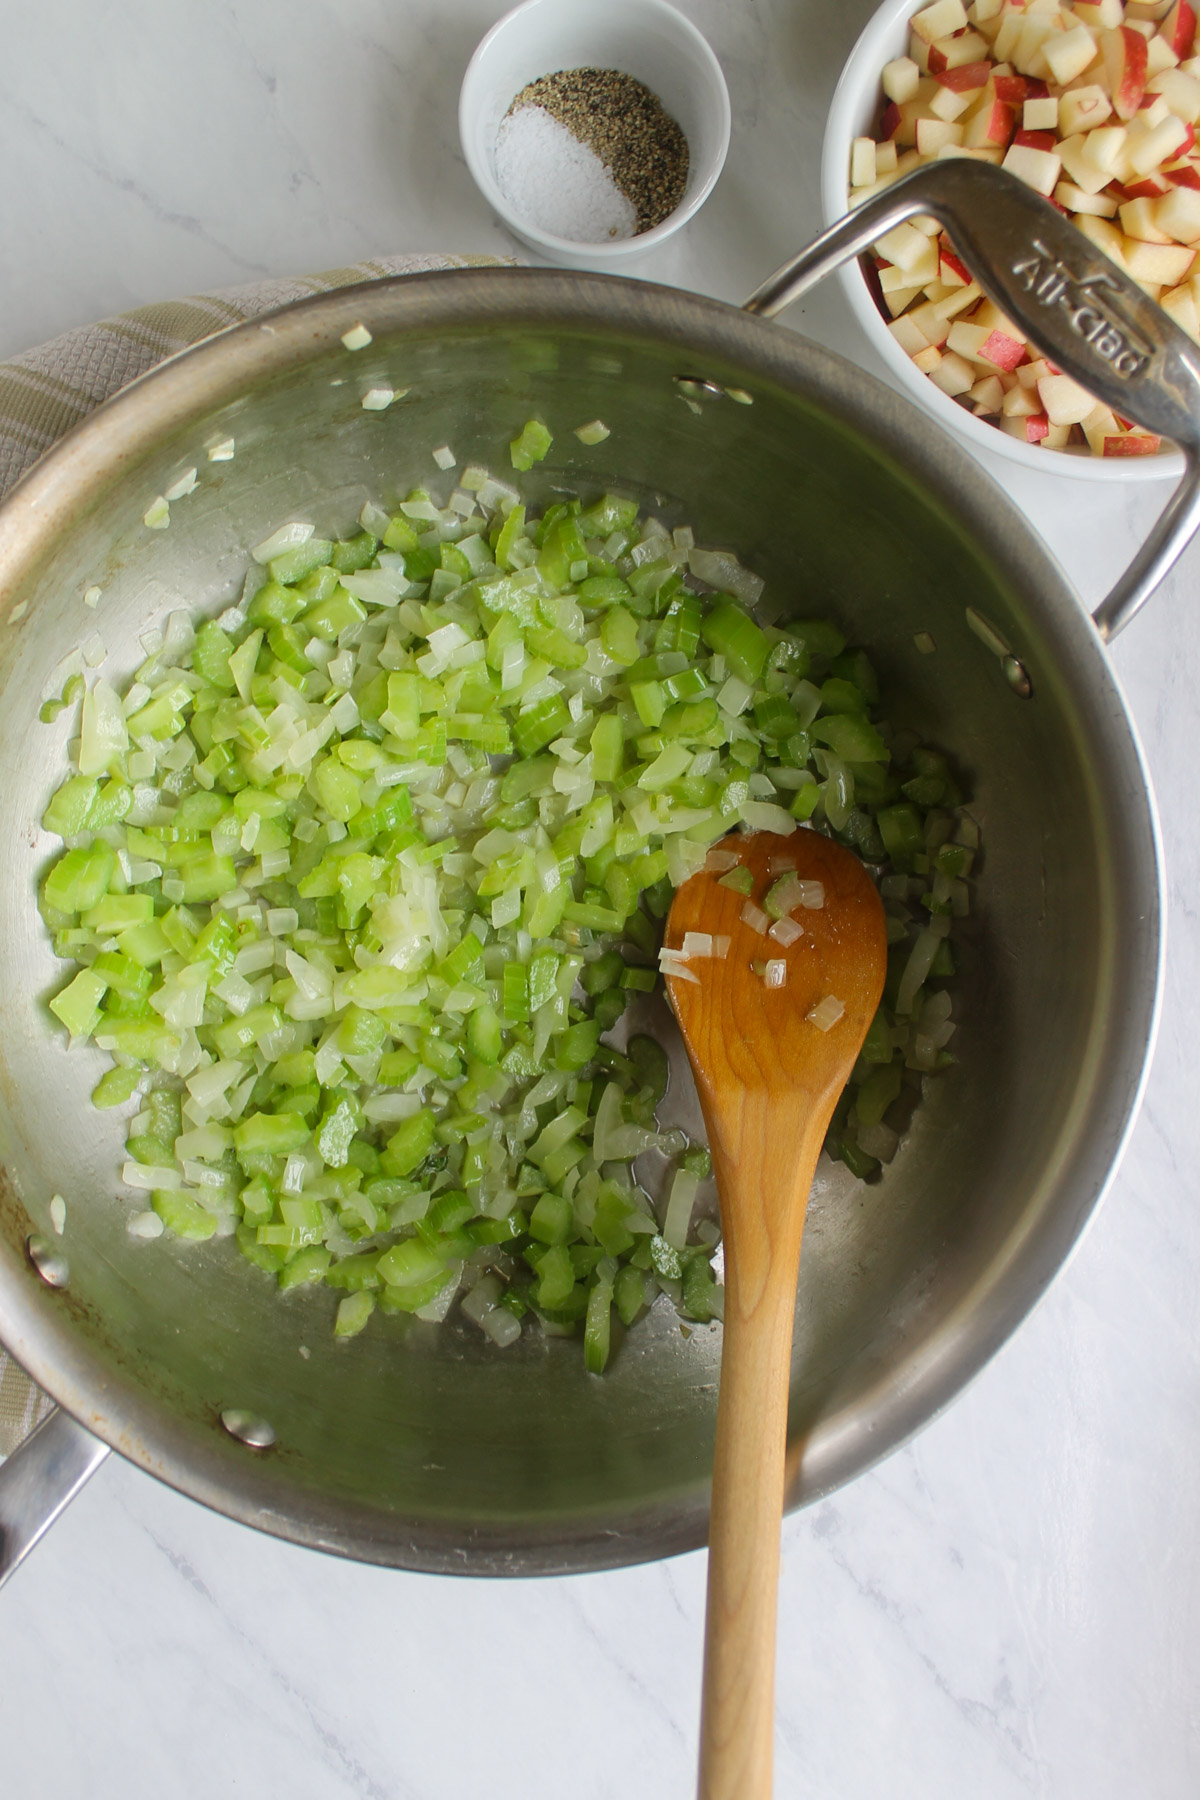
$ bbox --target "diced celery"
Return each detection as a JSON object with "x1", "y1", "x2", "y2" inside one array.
[
  {"x1": 233, "y1": 1112, "x2": 310, "y2": 1157},
  {"x1": 92, "y1": 1065, "x2": 143, "y2": 1108},
  {"x1": 42, "y1": 774, "x2": 99, "y2": 837},
  {"x1": 269, "y1": 539, "x2": 334, "y2": 586},
  {"x1": 377, "y1": 1236, "x2": 444, "y2": 1289},
  {"x1": 510, "y1": 420, "x2": 553, "y2": 471},
  {"x1": 529, "y1": 1192, "x2": 573, "y2": 1245},
  {"x1": 335, "y1": 1290, "x2": 376, "y2": 1336},
  {"x1": 44, "y1": 842, "x2": 115, "y2": 916},
  {"x1": 700, "y1": 602, "x2": 769, "y2": 683},
  {"x1": 49, "y1": 968, "x2": 107, "y2": 1038},
  {"x1": 193, "y1": 621, "x2": 238, "y2": 691},
  {"x1": 601, "y1": 604, "x2": 640, "y2": 667},
  {"x1": 812, "y1": 714, "x2": 887, "y2": 763},
  {"x1": 153, "y1": 1191, "x2": 218, "y2": 1240},
  {"x1": 512, "y1": 696, "x2": 570, "y2": 758},
  {"x1": 535, "y1": 1243, "x2": 575, "y2": 1309},
  {"x1": 279, "y1": 1246, "x2": 332, "y2": 1289},
  {"x1": 383, "y1": 1110, "x2": 436, "y2": 1178}
]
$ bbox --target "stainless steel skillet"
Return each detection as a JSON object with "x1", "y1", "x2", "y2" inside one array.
[{"x1": 0, "y1": 164, "x2": 1187, "y2": 1582}]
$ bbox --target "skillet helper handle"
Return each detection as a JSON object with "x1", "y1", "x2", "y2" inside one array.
[
  {"x1": 0, "y1": 1406, "x2": 110, "y2": 1590},
  {"x1": 745, "y1": 159, "x2": 1200, "y2": 642}
]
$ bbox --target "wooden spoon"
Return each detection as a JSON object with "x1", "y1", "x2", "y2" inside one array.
[{"x1": 663, "y1": 830, "x2": 887, "y2": 1800}]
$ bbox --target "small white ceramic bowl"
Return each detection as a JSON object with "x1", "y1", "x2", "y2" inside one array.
[
  {"x1": 821, "y1": 0, "x2": 1182, "y2": 482},
  {"x1": 459, "y1": 0, "x2": 730, "y2": 267}
]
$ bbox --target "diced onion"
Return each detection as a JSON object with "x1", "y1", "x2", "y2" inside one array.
[{"x1": 806, "y1": 995, "x2": 845, "y2": 1031}]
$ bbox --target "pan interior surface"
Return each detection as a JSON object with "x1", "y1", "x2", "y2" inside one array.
[{"x1": 0, "y1": 276, "x2": 1160, "y2": 1574}]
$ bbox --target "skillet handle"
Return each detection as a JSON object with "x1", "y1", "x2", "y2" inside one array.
[
  {"x1": 0, "y1": 1406, "x2": 110, "y2": 1590},
  {"x1": 745, "y1": 159, "x2": 1200, "y2": 642}
]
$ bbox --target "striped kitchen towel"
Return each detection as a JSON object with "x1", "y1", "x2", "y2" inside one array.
[{"x1": 0, "y1": 249, "x2": 509, "y2": 1460}]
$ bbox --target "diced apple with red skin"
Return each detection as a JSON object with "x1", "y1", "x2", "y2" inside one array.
[
  {"x1": 1160, "y1": 277, "x2": 1200, "y2": 332},
  {"x1": 1038, "y1": 372, "x2": 1098, "y2": 424},
  {"x1": 916, "y1": 117, "x2": 966, "y2": 152},
  {"x1": 1081, "y1": 125, "x2": 1129, "y2": 174},
  {"x1": 946, "y1": 320, "x2": 1027, "y2": 369},
  {"x1": 1056, "y1": 178, "x2": 1120, "y2": 215},
  {"x1": 1074, "y1": 212, "x2": 1131, "y2": 265},
  {"x1": 992, "y1": 11, "x2": 1028, "y2": 67},
  {"x1": 930, "y1": 81, "x2": 977, "y2": 120},
  {"x1": 1075, "y1": 0, "x2": 1124, "y2": 29},
  {"x1": 932, "y1": 278, "x2": 984, "y2": 317},
  {"x1": 994, "y1": 74, "x2": 1049, "y2": 104},
  {"x1": 980, "y1": 329, "x2": 1027, "y2": 369},
  {"x1": 880, "y1": 260, "x2": 927, "y2": 293},
  {"x1": 970, "y1": 373, "x2": 1006, "y2": 412},
  {"x1": 1011, "y1": 16, "x2": 1062, "y2": 81},
  {"x1": 1122, "y1": 233, "x2": 1197, "y2": 280},
  {"x1": 1014, "y1": 126, "x2": 1058, "y2": 151},
  {"x1": 911, "y1": 0, "x2": 970, "y2": 44},
  {"x1": 939, "y1": 242, "x2": 972, "y2": 283},
  {"x1": 884, "y1": 282, "x2": 928, "y2": 317},
  {"x1": 1127, "y1": 109, "x2": 1191, "y2": 171},
  {"x1": 929, "y1": 30, "x2": 990, "y2": 71},
  {"x1": 972, "y1": 299, "x2": 1027, "y2": 340},
  {"x1": 1016, "y1": 358, "x2": 1053, "y2": 390},
  {"x1": 1058, "y1": 84, "x2": 1113, "y2": 136},
  {"x1": 1044, "y1": 24, "x2": 1100, "y2": 87},
  {"x1": 1118, "y1": 169, "x2": 1175, "y2": 197},
  {"x1": 1146, "y1": 32, "x2": 1181, "y2": 78},
  {"x1": 1158, "y1": 0, "x2": 1197, "y2": 59},
  {"x1": 964, "y1": 95, "x2": 1017, "y2": 145},
  {"x1": 934, "y1": 58, "x2": 993, "y2": 90},
  {"x1": 1155, "y1": 182, "x2": 1200, "y2": 236},
  {"x1": 1024, "y1": 413, "x2": 1051, "y2": 443},
  {"x1": 1082, "y1": 401, "x2": 1122, "y2": 452},
  {"x1": 1150, "y1": 66, "x2": 1200, "y2": 119},
  {"x1": 1102, "y1": 26, "x2": 1150, "y2": 120},
  {"x1": 907, "y1": 300, "x2": 953, "y2": 347},
  {"x1": 883, "y1": 56, "x2": 922, "y2": 103},
  {"x1": 1120, "y1": 194, "x2": 1175, "y2": 238},
  {"x1": 927, "y1": 351, "x2": 977, "y2": 396},
  {"x1": 1104, "y1": 433, "x2": 1164, "y2": 454},
  {"x1": 1023, "y1": 95, "x2": 1059, "y2": 129},
  {"x1": 1058, "y1": 131, "x2": 1122, "y2": 194},
  {"x1": 1001, "y1": 140, "x2": 1062, "y2": 192},
  {"x1": 876, "y1": 221, "x2": 941, "y2": 284},
  {"x1": 888, "y1": 315, "x2": 932, "y2": 356},
  {"x1": 912, "y1": 344, "x2": 945, "y2": 374},
  {"x1": 1003, "y1": 382, "x2": 1043, "y2": 417}
]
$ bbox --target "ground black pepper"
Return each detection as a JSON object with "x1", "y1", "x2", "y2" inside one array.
[{"x1": 506, "y1": 67, "x2": 689, "y2": 234}]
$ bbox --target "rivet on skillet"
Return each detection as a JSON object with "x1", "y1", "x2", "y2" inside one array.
[
  {"x1": 1003, "y1": 654, "x2": 1033, "y2": 699},
  {"x1": 674, "y1": 375, "x2": 725, "y2": 401},
  {"x1": 26, "y1": 1233, "x2": 69, "y2": 1289},
  {"x1": 220, "y1": 1409, "x2": 276, "y2": 1450}
]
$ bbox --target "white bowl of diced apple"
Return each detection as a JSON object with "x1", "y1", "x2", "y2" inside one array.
[{"x1": 822, "y1": 0, "x2": 1200, "y2": 477}]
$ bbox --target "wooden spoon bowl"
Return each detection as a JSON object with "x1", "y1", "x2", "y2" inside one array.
[{"x1": 663, "y1": 829, "x2": 887, "y2": 1800}]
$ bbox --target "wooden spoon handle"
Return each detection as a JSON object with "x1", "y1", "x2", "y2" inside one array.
[{"x1": 697, "y1": 1128, "x2": 818, "y2": 1800}]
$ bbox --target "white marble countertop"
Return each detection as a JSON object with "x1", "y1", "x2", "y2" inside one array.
[{"x1": 2, "y1": 2, "x2": 1199, "y2": 1795}]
